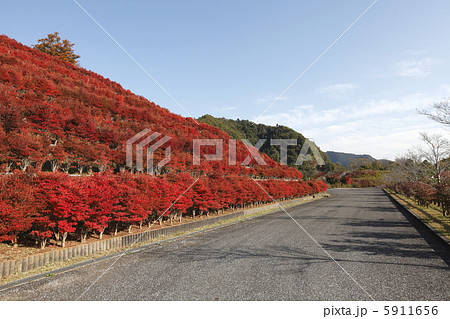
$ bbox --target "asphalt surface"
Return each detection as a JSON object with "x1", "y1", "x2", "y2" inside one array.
[{"x1": 0, "y1": 188, "x2": 449, "y2": 301}]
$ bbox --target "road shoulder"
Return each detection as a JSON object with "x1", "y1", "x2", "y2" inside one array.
[{"x1": 383, "y1": 189, "x2": 450, "y2": 248}]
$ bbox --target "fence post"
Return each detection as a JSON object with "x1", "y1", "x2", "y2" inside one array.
[
  {"x1": 44, "y1": 252, "x2": 50, "y2": 267},
  {"x1": 9, "y1": 260, "x2": 16, "y2": 276},
  {"x1": 38, "y1": 254, "x2": 44, "y2": 267},
  {"x1": 3, "y1": 261, "x2": 10, "y2": 278}
]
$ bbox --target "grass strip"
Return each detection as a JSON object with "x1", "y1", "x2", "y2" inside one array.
[{"x1": 386, "y1": 190, "x2": 450, "y2": 241}]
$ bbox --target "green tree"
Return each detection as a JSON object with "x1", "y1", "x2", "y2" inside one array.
[{"x1": 34, "y1": 32, "x2": 80, "y2": 64}]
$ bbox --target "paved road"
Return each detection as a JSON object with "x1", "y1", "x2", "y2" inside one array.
[{"x1": 0, "y1": 188, "x2": 449, "y2": 300}]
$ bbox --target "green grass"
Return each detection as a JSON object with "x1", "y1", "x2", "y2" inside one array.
[{"x1": 387, "y1": 190, "x2": 450, "y2": 240}]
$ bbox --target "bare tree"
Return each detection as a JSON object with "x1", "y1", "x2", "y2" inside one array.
[
  {"x1": 419, "y1": 98, "x2": 450, "y2": 127},
  {"x1": 419, "y1": 133, "x2": 450, "y2": 184},
  {"x1": 386, "y1": 151, "x2": 427, "y2": 185},
  {"x1": 386, "y1": 134, "x2": 450, "y2": 216}
]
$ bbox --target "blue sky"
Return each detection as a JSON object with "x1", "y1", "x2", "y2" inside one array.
[{"x1": 1, "y1": 0, "x2": 449, "y2": 159}]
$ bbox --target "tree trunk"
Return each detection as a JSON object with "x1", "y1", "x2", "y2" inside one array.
[
  {"x1": 127, "y1": 224, "x2": 133, "y2": 233},
  {"x1": 20, "y1": 158, "x2": 31, "y2": 171},
  {"x1": 5, "y1": 162, "x2": 12, "y2": 172},
  {"x1": 80, "y1": 228, "x2": 88, "y2": 243},
  {"x1": 61, "y1": 163, "x2": 70, "y2": 173},
  {"x1": 50, "y1": 160, "x2": 59, "y2": 172},
  {"x1": 35, "y1": 161, "x2": 44, "y2": 172},
  {"x1": 99, "y1": 228, "x2": 105, "y2": 240},
  {"x1": 61, "y1": 232, "x2": 68, "y2": 248},
  {"x1": 39, "y1": 237, "x2": 48, "y2": 249}
]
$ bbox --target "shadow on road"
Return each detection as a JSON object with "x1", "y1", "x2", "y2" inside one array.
[
  {"x1": 140, "y1": 244, "x2": 336, "y2": 275},
  {"x1": 143, "y1": 239, "x2": 449, "y2": 273},
  {"x1": 386, "y1": 194, "x2": 450, "y2": 267},
  {"x1": 319, "y1": 194, "x2": 450, "y2": 269}
]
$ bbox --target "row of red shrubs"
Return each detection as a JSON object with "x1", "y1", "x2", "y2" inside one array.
[{"x1": 0, "y1": 171, "x2": 327, "y2": 248}]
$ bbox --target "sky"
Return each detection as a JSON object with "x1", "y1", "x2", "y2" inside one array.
[{"x1": 1, "y1": 0, "x2": 449, "y2": 160}]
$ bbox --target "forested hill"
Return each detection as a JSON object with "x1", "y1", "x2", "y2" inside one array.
[
  {"x1": 198, "y1": 114, "x2": 333, "y2": 177},
  {"x1": 326, "y1": 151, "x2": 376, "y2": 167}
]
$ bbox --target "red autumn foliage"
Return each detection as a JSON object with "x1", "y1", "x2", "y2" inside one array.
[
  {"x1": 0, "y1": 35, "x2": 328, "y2": 248},
  {"x1": 0, "y1": 35, "x2": 306, "y2": 179}
]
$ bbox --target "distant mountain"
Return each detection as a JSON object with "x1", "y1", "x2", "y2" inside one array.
[
  {"x1": 326, "y1": 151, "x2": 376, "y2": 167},
  {"x1": 198, "y1": 114, "x2": 333, "y2": 177}
]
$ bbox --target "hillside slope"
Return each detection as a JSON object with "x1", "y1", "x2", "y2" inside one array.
[
  {"x1": 0, "y1": 35, "x2": 303, "y2": 179},
  {"x1": 198, "y1": 114, "x2": 333, "y2": 177},
  {"x1": 0, "y1": 35, "x2": 327, "y2": 247}
]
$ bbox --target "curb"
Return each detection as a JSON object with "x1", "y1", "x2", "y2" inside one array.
[
  {"x1": 0, "y1": 193, "x2": 328, "y2": 291},
  {"x1": 383, "y1": 189, "x2": 450, "y2": 248}
]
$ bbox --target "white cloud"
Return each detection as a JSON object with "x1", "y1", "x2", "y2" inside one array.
[
  {"x1": 219, "y1": 106, "x2": 237, "y2": 112},
  {"x1": 405, "y1": 49, "x2": 427, "y2": 56},
  {"x1": 253, "y1": 93, "x2": 446, "y2": 160},
  {"x1": 255, "y1": 95, "x2": 287, "y2": 105},
  {"x1": 258, "y1": 94, "x2": 431, "y2": 127},
  {"x1": 292, "y1": 104, "x2": 314, "y2": 111},
  {"x1": 318, "y1": 83, "x2": 357, "y2": 95},
  {"x1": 441, "y1": 84, "x2": 450, "y2": 95},
  {"x1": 394, "y1": 58, "x2": 435, "y2": 77}
]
